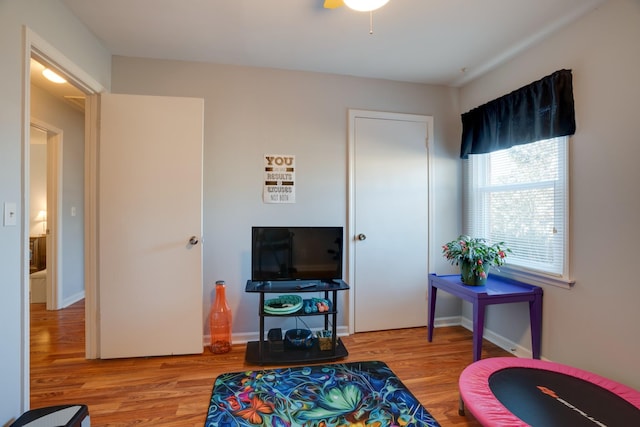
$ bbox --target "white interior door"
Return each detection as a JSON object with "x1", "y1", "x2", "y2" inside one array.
[
  {"x1": 98, "y1": 93, "x2": 204, "y2": 358},
  {"x1": 349, "y1": 110, "x2": 431, "y2": 333}
]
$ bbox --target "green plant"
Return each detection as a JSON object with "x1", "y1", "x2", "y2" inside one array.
[{"x1": 442, "y1": 235, "x2": 511, "y2": 279}]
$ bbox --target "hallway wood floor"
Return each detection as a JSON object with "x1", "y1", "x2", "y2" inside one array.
[{"x1": 30, "y1": 300, "x2": 512, "y2": 426}]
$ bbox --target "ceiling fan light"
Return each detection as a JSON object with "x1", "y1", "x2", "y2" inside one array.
[{"x1": 343, "y1": 0, "x2": 390, "y2": 12}]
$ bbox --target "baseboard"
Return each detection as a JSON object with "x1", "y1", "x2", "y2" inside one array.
[
  {"x1": 432, "y1": 315, "x2": 462, "y2": 328},
  {"x1": 460, "y1": 317, "x2": 529, "y2": 358},
  {"x1": 62, "y1": 291, "x2": 85, "y2": 309},
  {"x1": 216, "y1": 320, "x2": 532, "y2": 359},
  {"x1": 430, "y1": 315, "x2": 530, "y2": 358}
]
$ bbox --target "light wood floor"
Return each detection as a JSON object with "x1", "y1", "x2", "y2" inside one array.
[{"x1": 30, "y1": 300, "x2": 512, "y2": 426}]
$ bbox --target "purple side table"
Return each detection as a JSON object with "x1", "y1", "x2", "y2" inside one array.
[{"x1": 428, "y1": 273, "x2": 543, "y2": 361}]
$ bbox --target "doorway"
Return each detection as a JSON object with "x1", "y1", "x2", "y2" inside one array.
[
  {"x1": 347, "y1": 110, "x2": 434, "y2": 333},
  {"x1": 28, "y1": 121, "x2": 63, "y2": 311},
  {"x1": 23, "y1": 28, "x2": 104, "y2": 407},
  {"x1": 30, "y1": 52, "x2": 87, "y2": 310}
]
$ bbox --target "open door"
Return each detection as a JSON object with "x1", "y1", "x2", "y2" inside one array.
[{"x1": 97, "y1": 93, "x2": 204, "y2": 358}]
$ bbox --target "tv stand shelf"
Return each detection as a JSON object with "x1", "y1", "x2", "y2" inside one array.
[{"x1": 245, "y1": 279, "x2": 350, "y2": 365}]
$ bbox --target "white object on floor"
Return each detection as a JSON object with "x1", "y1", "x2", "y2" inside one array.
[
  {"x1": 30, "y1": 269, "x2": 46, "y2": 303},
  {"x1": 12, "y1": 404, "x2": 90, "y2": 427}
]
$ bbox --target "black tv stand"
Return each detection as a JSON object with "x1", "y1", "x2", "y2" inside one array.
[{"x1": 244, "y1": 279, "x2": 350, "y2": 365}]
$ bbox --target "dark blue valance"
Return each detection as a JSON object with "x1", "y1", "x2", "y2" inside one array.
[{"x1": 460, "y1": 69, "x2": 576, "y2": 159}]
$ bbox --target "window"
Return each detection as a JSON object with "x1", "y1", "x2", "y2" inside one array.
[{"x1": 463, "y1": 136, "x2": 573, "y2": 288}]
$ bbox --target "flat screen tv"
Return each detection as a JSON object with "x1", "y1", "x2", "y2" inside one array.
[{"x1": 251, "y1": 226, "x2": 343, "y2": 282}]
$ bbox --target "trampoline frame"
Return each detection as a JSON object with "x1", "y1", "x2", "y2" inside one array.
[{"x1": 459, "y1": 357, "x2": 640, "y2": 426}]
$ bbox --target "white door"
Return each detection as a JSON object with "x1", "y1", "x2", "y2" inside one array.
[
  {"x1": 349, "y1": 110, "x2": 432, "y2": 333},
  {"x1": 98, "y1": 93, "x2": 204, "y2": 358}
]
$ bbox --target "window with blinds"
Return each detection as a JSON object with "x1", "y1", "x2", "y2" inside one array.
[{"x1": 463, "y1": 136, "x2": 571, "y2": 285}]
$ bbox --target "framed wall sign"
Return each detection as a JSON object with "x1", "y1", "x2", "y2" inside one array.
[{"x1": 263, "y1": 154, "x2": 295, "y2": 204}]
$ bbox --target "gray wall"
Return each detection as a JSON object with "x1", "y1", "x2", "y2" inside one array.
[
  {"x1": 0, "y1": 0, "x2": 110, "y2": 422},
  {"x1": 6, "y1": 0, "x2": 638, "y2": 423},
  {"x1": 459, "y1": 0, "x2": 640, "y2": 389},
  {"x1": 110, "y1": 56, "x2": 463, "y2": 338}
]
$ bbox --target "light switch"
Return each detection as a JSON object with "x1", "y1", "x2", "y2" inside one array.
[
  {"x1": 4, "y1": 202, "x2": 17, "y2": 226},
  {"x1": 71, "y1": 206, "x2": 76, "y2": 217}
]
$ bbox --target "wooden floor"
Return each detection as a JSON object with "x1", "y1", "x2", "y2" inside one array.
[{"x1": 30, "y1": 300, "x2": 512, "y2": 426}]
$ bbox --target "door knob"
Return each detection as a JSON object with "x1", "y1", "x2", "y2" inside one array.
[
  {"x1": 189, "y1": 236, "x2": 199, "y2": 245},
  {"x1": 357, "y1": 233, "x2": 367, "y2": 241}
]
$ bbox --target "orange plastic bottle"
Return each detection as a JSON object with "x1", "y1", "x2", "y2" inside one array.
[{"x1": 209, "y1": 280, "x2": 232, "y2": 354}]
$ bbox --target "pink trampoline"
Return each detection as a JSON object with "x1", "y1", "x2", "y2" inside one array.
[{"x1": 459, "y1": 357, "x2": 640, "y2": 426}]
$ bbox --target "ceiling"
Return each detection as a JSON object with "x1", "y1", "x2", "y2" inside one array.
[{"x1": 35, "y1": 0, "x2": 605, "y2": 105}]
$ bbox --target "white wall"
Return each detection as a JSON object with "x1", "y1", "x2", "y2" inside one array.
[
  {"x1": 5, "y1": 2, "x2": 635, "y2": 423},
  {"x1": 111, "y1": 57, "x2": 464, "y2": 338},
  {"x1": 459, "y1": 0, "x2": 640, "y2": 389},
  {"x1": 31, "y1": 84, "x2": 86, "y2": 304},
  {"x1": 0, "y1": 0, "x2": 110, "y2": 422}
]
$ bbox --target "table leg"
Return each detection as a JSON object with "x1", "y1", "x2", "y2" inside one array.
[
  {"x1": 458, "y1": 395, "x2": 466, "y2": 416},
  {"x1": 472, "y1": 301, "x2": 486, "y2": 361},
  {"x1": 428, "y1": 283, "x2": 437, "y2": 342},
  {"x1": 259, "y1": 293, "x2": 265, "y2": 362},
  {"x1": 529, "y1": 295, "x2": 543, "y2": 359}
]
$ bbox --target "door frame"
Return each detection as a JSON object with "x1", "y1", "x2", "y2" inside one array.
[
  {"x1": 346, "y1": 109, "x2": 435, "y2": 335},
  {"x1": 30, "y1": 118, "x2": 63, "y2": 311},
  {"x1": 21, "y1": 26, "x2": 105, "y2": 408}
]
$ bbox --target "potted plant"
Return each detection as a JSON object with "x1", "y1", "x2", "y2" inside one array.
[{"x1": 442, "y1": 235, "x2": 511, "y2": 285}]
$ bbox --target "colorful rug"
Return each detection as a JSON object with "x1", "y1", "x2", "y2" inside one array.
[{"x1": 205, "y1": 360, "x2": 440, "y2": 426}]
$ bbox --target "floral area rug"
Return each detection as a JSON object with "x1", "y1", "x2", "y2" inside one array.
[{"x1": 205, "y1": 360, "x2": 441, "y2": 426}]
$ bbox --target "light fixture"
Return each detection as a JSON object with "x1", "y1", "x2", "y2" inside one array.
[
  {"x1": 36, "y1": 210, "x2": 47, "y2": 235},
  {"x1": 343, "y1": 0, "x2": 390, "y2": 12},
  {"x1": 42, "y1": 68, "x2": 67, "y2": 84}
]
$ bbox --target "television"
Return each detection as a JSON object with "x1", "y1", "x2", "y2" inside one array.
[{"x1": 251, "y1": 226, "x2": 343, "y2": 282}]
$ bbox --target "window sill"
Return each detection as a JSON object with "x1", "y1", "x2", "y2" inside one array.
[{"x1": 492, "y1": 266, "x2": 575, "y2": 290}]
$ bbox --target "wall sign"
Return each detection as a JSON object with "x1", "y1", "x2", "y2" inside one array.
[{"x1": 263, "y1": 154, "x2": 296, "y2": 204}]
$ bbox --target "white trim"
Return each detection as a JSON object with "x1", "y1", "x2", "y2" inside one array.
[
  {"x1": 47, "y1": 130, "x2": 63, "y2": 309},
  {"x1": 347, "y1": 109, "x2": 434, "y2": 334},
  {"x1": 21, "y1": 29, "x2": 32, "y2": 413},
  {"x1": 62, "y1": 290, "x2": 86, "y2": 309},
  {"x1": 492, "y1": 266, "x2": 575, "y2": 290},
  {"x1": 432, "y1": 316, "x2": 532, "y2": 359},
  {"x1": 84, "y1": 94, "x2": 100, "y2": 359},
  {"x1": 426, "y1": 121, "x2": 435, "y2": 292},
  {"x1": 347, "y1": 110, "x2": 356, "y2": 335},
  {"x1": 464, "y1": 136, "x2": 573, "y2": 289},
  {"x1": 22, "y1": 26, "x2": 106, "y2": 410},
  {"x1": 460, "y1": 317, "x2": 529, "y2": 358},
  {"x1": 30, "y1": 118, "x2": 65, "y2": 310},
  {"x1": 432, "y1": 315, "x2": 462, "y2": 328},
  {"x1": 28, "y1": 30, "x2": 104, "y2": 96},
  {"x1": 431, "y1": 315, "x2": 531, "y2": 358}
]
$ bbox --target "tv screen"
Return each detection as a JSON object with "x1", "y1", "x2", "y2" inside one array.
[{"x1": 251, "y1": 226, "x2": 343, "y2": 282}]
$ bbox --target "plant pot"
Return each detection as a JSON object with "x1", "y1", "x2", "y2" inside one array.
[{"x1": 460, "y1": 261, "x2": 488, "y2": 286}]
